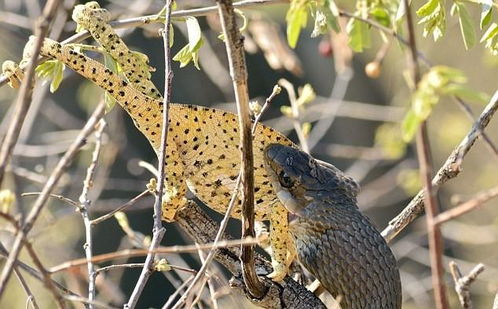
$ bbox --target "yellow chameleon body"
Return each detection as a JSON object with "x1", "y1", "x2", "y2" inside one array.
[{"x1": 2, "y1": 2, "x2": 296, "y2": 280}]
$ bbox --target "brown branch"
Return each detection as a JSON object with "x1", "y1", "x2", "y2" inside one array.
[
  {"x1": 434, "y1": 186, "x2": 498, "y2": 225},
  {"x1": 125, "y1": 1, "x2": 174, "y2": 307},
  {"x1": 215, "y1": 0, "x2": 265, "y2": 299},
  {"x1": 403, "y1": 0, "x2": 448, "y2": 308},
  {"x1": 382, "y1": 91, "x2": 498, "y2": 240},
  {"x1": 49, "y1": 237, "x2": 261, "y2": 273},
  {"x1": 0, "y1": 101, "x2": 106, "y2": 299},
  {"x1": 0, "y1": 0, "x2": 61, "y2": 185},
  {"x1": 89, "y1": 189, "x2": 149, "y2": 225},
  {"x1": 449, "y1": 261, "x2": 485, "y2": 309},
  {"x1": 0, "y1": 242, "x2": 80, "y2": 298},
  {"x1": 175, "y1": 201, "x2": 326, "y2": 309}
]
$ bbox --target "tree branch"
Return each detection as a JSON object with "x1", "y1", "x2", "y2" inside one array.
[{"x1": 215, "y1": 0, "x2": 265, "y2": 299}]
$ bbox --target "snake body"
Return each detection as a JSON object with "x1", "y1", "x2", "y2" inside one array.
[{"x1": 264, "y1": 144, "x2": 402, "y2": 308}]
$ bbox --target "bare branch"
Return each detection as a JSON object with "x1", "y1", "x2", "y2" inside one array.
[
  {"x1": 449, "y1": 261, "x2": 485, "y2": 309},
  {"x1": 0, "y1": 101, "x2": 105, "y2": 299},
  {"x1": 403, "y1": 0, "x2": 448, "y2": 307},
  {"x1": 125, "y1": 1, "x2": 174, "y2": 307},
  {"x1": 382, "y1": 91, "x2": 498, "y2": 241}
]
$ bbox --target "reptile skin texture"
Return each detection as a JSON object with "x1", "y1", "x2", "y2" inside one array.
[{"x1": 264, "y1": 144, "x2": 402, "y2": 308}]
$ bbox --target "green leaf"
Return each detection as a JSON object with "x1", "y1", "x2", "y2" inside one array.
[
  {"x1": 370, "y1": 6, "x2": 391, "y2": 27},
  {"x1": 455, "y1": 3, "x2": 476, "y2": 49},
  {"x1": 186, "y1": 16, "x2": 202, "y2": 51},
  {"x1": 443, "y1": 84, "x2": 490, "y2": 104},
  {"x1": 286, "y1": 0, "x2": 308, "y2": 48},
  {"x1": 401, "y1": 109, "x2": 420, "y2": 142},
  {"x1": 417, "y1": 0, "x2": 446, "y2": 41},
  {"x1": 50, "y1": 61, "x2": 64, "y2": 93},
  {"x1": 173, "y1": 16, "x2": 203, "y2": 69},
  {"x1": 480, "y1": 0, "x2": 493, "y2": 29},
  {"x1": 35, "y1": 60, "x2": 66, "y2": 93},
  {"x1": 346, "y1": 18, "x2": 370, "y2": 52},
  {"x1": 480, "y1": 23, "x2": 498, "y2": 42},
  {"x1": 416, "y1": 0, "x2": 439, "y2": 17}
]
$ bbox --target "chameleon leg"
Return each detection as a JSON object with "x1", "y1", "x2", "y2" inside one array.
[{"x1": 267, "y1": 201, "x2": 291, "y2": 282}]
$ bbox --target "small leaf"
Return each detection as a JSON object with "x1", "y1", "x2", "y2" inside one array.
[
  {"x1": 416, "y1": 0, "x2": 439, "y2": 17},
  {"x1": 50, "y1": 60, "x2": 64, "y2": 93},
  {"x1": 35, "y1": 60, "x2": 66, "y2": 93},
  {"x1": 173, "y1": 16, "x2": 203, "y2": 69},
  {"x1": 480, "y1": 0, "x2": 493, "y2": 29},
  {"x1": 280, "y1": 105, "x2": 294, "y2": 117},
  {"x1": 455, "y1": 3, "x2": 476, "y2": 49},
  {"x1": 286, "y1": 0, "x2": 308, "y2": 48},
  {"x1": 185, "y1": 16, "x2": 202, "y2": 51},
  {"x1": 370, "y1": 6, "x2": 391, "y2": 27},
  {"x1": 346, "y1": 18, "x2": 370, "y2": 52},
  {"x1": 296, "y1": 84, "x2": 316, "y2": 106},
  {"x1": 401, "y1": 109, "x2": 420, "y2": 142},
  {"x1": 443, "y1": 84, "x2": 490, "y2": 104},
  {"x1": 480, "y1": 23, "x2": 498, "y2": 42}
]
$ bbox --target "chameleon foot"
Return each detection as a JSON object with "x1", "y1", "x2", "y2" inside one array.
[
  {"x1": 267, "y1": 261, "x2": 288, "y2": 282},
  {"x1": 2, "y1": 60, "x2": 24, "y2": 89}
]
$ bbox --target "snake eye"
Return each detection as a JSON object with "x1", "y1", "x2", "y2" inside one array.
[{"x1": 278, "y1": 171, "x2": 294, "y2": 188}]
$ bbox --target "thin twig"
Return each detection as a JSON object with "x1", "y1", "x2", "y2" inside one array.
[
  {"x1": 23, "y1": 241, "x2": 66, "y2": 308},
  {"x1": 49, "y1": 237, "x2": 260, "y2": 273},
  {"x1": 90, "y1": 190, "x2": 149, "y2": 225},
  {"x1": 215, "y1": 0, "x2": 265, "y2": 299},
  {"x1": 0, "y1": 242, "x2": 80, "y2": 297},
  {"x1": 0, "y1": 0, "x2": 61, "y2": 185},
  {"x1": 0, "y1": 101, "x2": 106, "y2": 299},
  {"x1": 434, "y1": 186, "x2": 498, "y2": 225},
  {"x1": 0, "y1": 0, "x2": 286, "y2": 87},
  {"x1": 13, "y1": 264, "x2": 40, "y2": 309},
  {"x1": 161, "y1": 275, "x2": 195, "y2": 309},
  {"x1": 403, "y1": 1, "x2": 448, "y2": 307},
  {"x1": 21, "y1": 192, "x2": 80, "y2": 208},
  {"x1": 278, "y1": 78, "x2": 310, "y2": 153},
  {"x1": 125, "y1": 1, "x2": 173, "y2": 307},
  {"x1": 382, "y1": 90, "x2": 498, "y2": 241},
  {"x1": 251, "y1": 84, "x2": 281, "y2": 135},
  {"x1": 449, "y1": 261, "x2": 485, "y2": 309},
  {"x1": 170, "y1": 176, "x2": 244, "y2": 308},
  {"x1": 79, "y1": 119, "x2": 106, "y2": 308}
]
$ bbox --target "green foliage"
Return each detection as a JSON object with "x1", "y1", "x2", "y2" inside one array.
[
  {"x1": 481, "y1": 22, "x2": 498, "y2": 55},
  {"x1": 417, "y1": 0, "x2": 446, "y2": 41},
  {"x1": 480, "y1": 0, "x2": 493, "y2": 29},
  {"x1": 173, "y1": 16, "x2": 203, "y2": 69},
  {"x1": 311, "y1": 0, "x2": 340, "y2": 38},
  {"x1": 375, "y1": 123, "x2": 406, "y2": 159},
  {"x1": 451, "y1": 2, "x2": 476, "y2": 50},
  {"x1": 286, "y1": 0, "x2": 309, "y2": 48},
  {"x1": 346, "y1": 17, "x2": 371, "y2": 52},
  {"x1": 35, "y1": 60, "x2": 65, "y2": 93},
  {"x1": 402, "y1": 66, "x2": 489, "y2": 141}
]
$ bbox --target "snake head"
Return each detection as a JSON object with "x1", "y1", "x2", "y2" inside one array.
[{"x1": 264, "y1": 144, "x2": 359, "y2": 216}]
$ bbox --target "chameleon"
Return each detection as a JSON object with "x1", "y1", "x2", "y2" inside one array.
[
  {"x1": 2, "y1": 2, "x2": 295, "y2": 281},
  {"x1": 264, "y1": 144, "x2": 402, "y2": 308}
]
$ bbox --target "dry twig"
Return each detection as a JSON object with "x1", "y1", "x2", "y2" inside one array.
[{"x1": 449, "y1": 261, "x2": 485, "y2": 309}]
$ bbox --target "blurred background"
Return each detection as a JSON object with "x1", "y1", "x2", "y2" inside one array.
[{"x1": 1, "y1": 0, "x2": 497, "y2": 308}]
